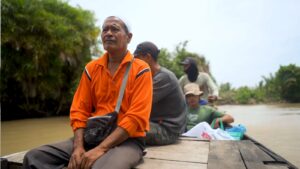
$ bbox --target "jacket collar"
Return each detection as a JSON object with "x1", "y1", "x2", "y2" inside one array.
[{"x1": 97, "y1": 50, "x2": 133, "y2": 68}]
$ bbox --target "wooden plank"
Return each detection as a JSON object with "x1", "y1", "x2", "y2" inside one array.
[
  {"x1": 266, "y1": 165, "x2": 289, "y2": 169},
  {"x1": 136, "y1": 158, "x2": 207, "y2": 169},
  {"x1": 145, "y1": 139, "x2": 209, "y2": 163},
  {"x1": 179, "y1": 136, "x2": 209, "y2": 142},
  {"x1": 244, "y1": 162, "x2": 288, "y2": 169},
  {"x1": 244, "y1": 135, "x2": 288, "y2": 163},
  {"x1": 238, "y1": 140, "x2": 274, "y2": 161},
  {"x1": 5, "y1": 140, "x2": 209, "y2": 169},
  {"x1": 243, "y1": 162, "x2": 269, "y2": 169},
  {"x1": 237, "y1": 140, "x2": 273, "y2": 169},
  {"x1": 208, "y1": 141, "x2": 246, "y2": 169}
]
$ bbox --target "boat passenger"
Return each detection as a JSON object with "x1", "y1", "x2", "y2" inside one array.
[
  {"x1": 22, "y1": 16, "x2": 153, "y2": 169},
  {"x1": 183, "y1": 83, "x2": 234, "y2": 130},
  {"x1": 134, "y1": 41, "x2": 187, "y2": 145},
  {"x1": 179, "y1": 57, "x2": 219, "y2": 104}
]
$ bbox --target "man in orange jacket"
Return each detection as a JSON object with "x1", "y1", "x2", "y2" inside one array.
[{"x1": 23, "y1": 16, "x2": 153, "y2": 169}]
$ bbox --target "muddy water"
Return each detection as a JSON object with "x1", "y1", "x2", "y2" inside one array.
[
  {"x1": 219, "y1": 104, "x2": 300, "y2": 167},
  {"x1": 1, "y1": 104, "x2": 300, "y2": 167},
  {"x1": 1, "y1": 117, "x2": 73, "y2": 156}
]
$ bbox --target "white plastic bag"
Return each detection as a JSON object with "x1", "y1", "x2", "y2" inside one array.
[{"x1": 182, "y1": 122, "x2": 234, "y2": 140}]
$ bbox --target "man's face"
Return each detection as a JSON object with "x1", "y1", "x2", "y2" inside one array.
[
  {"x1": 183, "y1": 64, "x2": 190, "y2": 72},
  {"x1": 186, "y1": 94, "x2": 200, "y2": 108},
  {"x1": 101, "y1": 17, "x2": 132, "y2": 52}
]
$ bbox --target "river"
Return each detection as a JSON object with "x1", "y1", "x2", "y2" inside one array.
[
  {"x1": 219, "y1": 104, "x2": 300, "y2": 167},
  {"x1": 1, "y1": 104, "x2": 300, "y2": 167}
]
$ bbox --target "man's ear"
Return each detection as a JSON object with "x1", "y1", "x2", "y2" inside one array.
[
  {"x1": 145, "y1": 53, "x2": 152, "y2": 60},
  {"x1": 127, "y1": 33, "x2": 133, "y2": 43},
  {"x1": 145, "y1": 53, "x2": 153, "y2": 63}
]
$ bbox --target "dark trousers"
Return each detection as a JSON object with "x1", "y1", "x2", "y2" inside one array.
[
  {"x1": 145, "y1": 122, "x2": 179, "y2": 146},
  {"x1": 22, "y1": 138, "x2": 143, "y2": 169}
]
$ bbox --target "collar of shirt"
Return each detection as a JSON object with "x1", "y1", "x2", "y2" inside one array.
[{"x1": 97, "y1": 50, "x2": 133, "y2": 69}]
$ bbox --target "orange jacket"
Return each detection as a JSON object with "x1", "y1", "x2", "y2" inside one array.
[{"x1": 70, "y1": 51, "x2": 153, "y2": 137}]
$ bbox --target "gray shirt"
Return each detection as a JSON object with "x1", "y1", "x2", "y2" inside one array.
[
  {"x1": 179, "y1": 72, "x2": 219, "y2": 100},
  {"x1": 151, "y1": 67, "x2": 187, "y2": 134}
]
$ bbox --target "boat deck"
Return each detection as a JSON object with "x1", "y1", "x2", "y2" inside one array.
[{"x1": 1, "y1": 137, "x2": 297, "y2": 169}]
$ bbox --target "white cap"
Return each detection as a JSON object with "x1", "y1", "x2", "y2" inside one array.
[{"x1": 184, "y1": 83, "x2": 203, "y2": 96}]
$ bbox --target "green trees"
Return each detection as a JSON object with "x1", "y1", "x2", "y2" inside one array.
[
  {"x1": 1, "y1": 0, "x2": 100, "y2": 119},
  {"x1": 219, "y1": 64, "x2": 300, "y2": 104},
  {"x1": 276, "y1": 64, "x2": 300, "y2": 102},
  {"x1": 158, "y1": 41, "x2": 213, "y2": 79}
]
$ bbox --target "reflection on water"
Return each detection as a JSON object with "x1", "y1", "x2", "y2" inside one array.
[
  {"x1": 1, "y1": 104, "x2": 300, "y2": 167},
  {"x1": 219, "y1": 103, "x2": 300, "y2": 168}
]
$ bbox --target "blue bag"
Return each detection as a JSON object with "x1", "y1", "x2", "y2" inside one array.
[
  {"x1": 211, "y1": 119, "x2": 246, "y2": 140},
  {"x1": 225, "y1": 124, "x2": 246, "y2": 140}
]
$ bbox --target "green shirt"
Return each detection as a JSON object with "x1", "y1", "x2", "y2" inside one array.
[{"x1": 187, "y1": 105, "x2": 225, "y2": 130}]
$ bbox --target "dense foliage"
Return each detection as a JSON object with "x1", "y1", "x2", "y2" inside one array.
[
  {"x1": 276, "y1": 64, "x2": 300, "y2": 102},
  {"x1": 1, "y1": 0, "x2": 100, "y2": 119},
  {"x1": 219, "y1": 64, "x2": 300, "y2": 104},
  {"x1": 158, "y1": 41, "x2": 213, "y2": 79}
]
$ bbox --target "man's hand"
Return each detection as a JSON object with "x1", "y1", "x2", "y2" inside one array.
[
  {"x1": 68, "y1": 128, "x2": 85, "y2": 169},
  {"x1": 212, "y1": 118, "x2": 220, "y2": 129},
  {"x1": 80, "y1": 147, "x2": 107, "y2": 169},
  {"x1": 208, "y1": 95, "x2": 218, "y2": 102},
  {"x1": 68, "y1": 146, "x2": 85, "y2": 169}
]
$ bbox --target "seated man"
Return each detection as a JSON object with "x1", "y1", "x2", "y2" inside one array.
[
  {"x1": 134, "y1": 41, "x2": 187, "y2": 145},
  {"x1": 22, "y1": 16, "x2": 152, "y2": 169},
  {"x1": 183, "y1": 83, "x2": 234, "y2": 130}
]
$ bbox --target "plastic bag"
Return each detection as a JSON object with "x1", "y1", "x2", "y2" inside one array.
[
  {"x1": 211, "y1": 119, "x2": 246, "y2": 140},
  {"x1": 182, "y1": 122, "x2": 234, "y2": 140},
  {"x1": 225, "y1": 124, "x2": 246, "y2": 140}
]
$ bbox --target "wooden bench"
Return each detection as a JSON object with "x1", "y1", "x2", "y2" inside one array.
[{"x1": 1, "y1": 137, "x2": 295, "y2": 169}]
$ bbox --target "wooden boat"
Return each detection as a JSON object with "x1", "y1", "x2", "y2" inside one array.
[{"x1": 1, "y1": 135, "x2": 298, "y2": 169}]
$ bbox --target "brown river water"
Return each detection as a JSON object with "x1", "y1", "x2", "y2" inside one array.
[{"x1": 1, "y1": 104, "x2": 300, "y2": 167}]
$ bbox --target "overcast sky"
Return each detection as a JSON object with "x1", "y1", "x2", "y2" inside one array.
[{"x1": 68, "y1": 0, "x2": 300, "y2": 88}]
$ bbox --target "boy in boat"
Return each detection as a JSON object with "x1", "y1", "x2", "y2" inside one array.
[{"x1": 183, "y1": 83, "x2": 234, "y2": 130}]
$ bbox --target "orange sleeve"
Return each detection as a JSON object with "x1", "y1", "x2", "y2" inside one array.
[
  {"x1": 70, "y1": 65, "x2": 93, "y2": 131},
  {"x1": 118, "y1": 66, "x2": 153, "y2": 137}
]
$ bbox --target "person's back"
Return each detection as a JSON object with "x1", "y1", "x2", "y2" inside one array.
[
  {"x1": 151, "y1": 67, "x2": 187, "y2": 134},
  {"x1": 134, "y1": 41, "x2": 187, "y2": 145}
]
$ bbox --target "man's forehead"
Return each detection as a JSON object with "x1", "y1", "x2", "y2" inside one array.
[{"x1": 103, "y1": 17, "x2": 124, "y2": 26}]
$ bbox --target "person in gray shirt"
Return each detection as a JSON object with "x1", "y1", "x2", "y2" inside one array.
[
  {"x1": 134, "y1": 41, "x2": 187, "y2": 145},
  {"x1": 179, "y1": 57, "x2": 219, "y2": 103}
]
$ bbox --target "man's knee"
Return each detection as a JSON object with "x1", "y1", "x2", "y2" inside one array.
[
  {"x1": 23, "y1": 148, "x2": 43, "y2": 168},
  {"x1": 24, "y1": 148, "x2": 40, "y2": 161},
  {"x1": 146, "y1": 124, "x2": 179, "y2": 145},
  {"x1": 92, "y1": 141, "x2": 142, "y2": 169}
]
